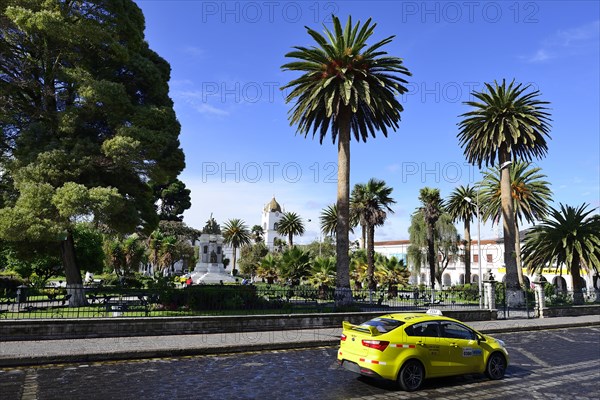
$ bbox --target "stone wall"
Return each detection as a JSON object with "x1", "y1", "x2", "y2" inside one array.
[
  {"x1": 0, "y1": 309, "x2": 496, "y2": 341},
  {"x1": 541, "y1": 304, "x2": 600, "y2": 318}
]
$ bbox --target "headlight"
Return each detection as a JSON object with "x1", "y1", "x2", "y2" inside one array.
[{"x1": 497, "y1": 339, "x2": 506, "y2": 348}]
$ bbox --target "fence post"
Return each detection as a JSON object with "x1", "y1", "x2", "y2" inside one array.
[{"x1": 533, "y1": 274, "x2": 546, "y2": 318}]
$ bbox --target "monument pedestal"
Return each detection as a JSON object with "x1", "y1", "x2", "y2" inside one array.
[{"x1": 191, "y1": 233, "x2": 237, "y2": 284}]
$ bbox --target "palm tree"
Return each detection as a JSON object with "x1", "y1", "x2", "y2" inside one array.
[
  {"x1": 276, "y1": 212, "x2": 305, "y2": 246},
  {"x1": 350, "y1": 249, "x2": 368, "y2": 289},
  {"x1": 320, "y1": 203, "x2": 358, "y2": 238},
  {"x1": 310, "y1": 256, "x2": 337, "y2": 296},
  {"x1": 251, "y1": 225, "x2": 264, "y2": 244},
  {"x1": 418, "y1": 188, "x2": 444, "y2": 290},
  {"x1": 457, "y1": 79, "x2": 552, "y2": 306},
  {"x1": 522, "y1": 204, "x2": 600, "y2": 305},
  {"x1": 350, "y1": 178, "x2": 395, "y2": 291},
  {"x1": 446, "y1": 185, "x2": 478, "y2": 284},
  {"x1": 320, "y1": 204, "x2": 338, "y2": 237},
  {"x1": 279, "y1": 246, "x2": 311, "y2": 285},
  {"x1": 158, "y1": 236, "x2": 178, "y2": 276},
  {"x1": 257, "y1": 253, "x2": 279, "y2": 284},
  {"x1": 222, "y1": 219, "x2": 251, "y2": 275},
  {"x1": 282, "y1": 15, "x2": 411, "y2": 305},
  {"x1": 375, "y1": 255, "x2": 410, "y2": 296},
  {"x1": 479, "y1": 161, "x2": 553, "y2": 286}
]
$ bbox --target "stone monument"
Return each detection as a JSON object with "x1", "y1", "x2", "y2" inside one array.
[{"x1": 190, "y1": 215, "x2": 236, "y2": 284}]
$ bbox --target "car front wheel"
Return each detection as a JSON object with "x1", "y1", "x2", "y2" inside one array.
[
  {"x1": 397, "y1": 360, "x2": 424, "y2": 391},
  {"x1": 485, "y1": 352, "x2": 507, "y2": 380}
]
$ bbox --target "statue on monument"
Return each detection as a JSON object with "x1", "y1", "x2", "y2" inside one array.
[{"x1": 202, "y1": 213, "x2": 221, "y2": 234}]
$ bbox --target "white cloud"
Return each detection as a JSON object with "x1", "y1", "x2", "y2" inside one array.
[
  {"x1": 180, "y1": 46, "x2": 205, "y2": 58},
  {"x1": 522, "y1": 20, "x2": 599, "y2": 63},
  {"x1": 193, "y1": 103, "x2": 229, "y2": 116},
  {"x1": 172, "y1": 89, "x2": 230, "y2": 116}
]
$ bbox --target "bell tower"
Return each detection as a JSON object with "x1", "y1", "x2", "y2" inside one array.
[{"x1": 261, "y1": 197, "x2": 284, "y2": 249}]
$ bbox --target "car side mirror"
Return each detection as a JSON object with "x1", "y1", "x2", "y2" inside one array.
[{"x1": 477, "y1": 334, "x2": 486, "y2": 343}]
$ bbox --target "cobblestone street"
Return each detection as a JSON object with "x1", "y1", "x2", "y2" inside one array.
[{"x1": 1, "y1": 327, "x2": 598, "y2": 400}]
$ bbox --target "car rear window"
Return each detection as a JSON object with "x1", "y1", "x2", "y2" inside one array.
[{"x1": 357, "y1": 318, "x2": 405, "y2": 333}]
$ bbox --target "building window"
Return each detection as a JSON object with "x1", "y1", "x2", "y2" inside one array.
[
  {"x1": 203, "y1": 246, "x2": 208, "y2": 254},
  {"x1": 273, "y1": 222, "x2": 278, "y2": 230},
  {"x1": 473, "y1": 254, "x2": 479, "y2": 263},
  {"x1": 486, "y1": 254, "x2": 493, "y2": 263},
  {"x1": 217, "y1": 246, "x2": 221, "y2": 254}
]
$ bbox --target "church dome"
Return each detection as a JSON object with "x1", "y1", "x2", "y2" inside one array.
[{"x1": 264, "y1": 197, "x2": 282, "y2": 213}]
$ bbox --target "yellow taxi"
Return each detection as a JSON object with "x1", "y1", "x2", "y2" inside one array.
[{"x1": 337, "y1": 310, "x2": 509, "y2": 391}]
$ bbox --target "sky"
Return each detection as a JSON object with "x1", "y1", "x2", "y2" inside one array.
[{"x1": 134, "y1": 0, "x2": 600, "y2": 243}]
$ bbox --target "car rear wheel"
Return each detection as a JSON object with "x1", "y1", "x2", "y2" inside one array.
[
  {"x1": 485, "y1": 352, "x2": 506, "y2": 380},
  {"x1": 397, "y1": 360, "x2": 424, "y2": 391}
]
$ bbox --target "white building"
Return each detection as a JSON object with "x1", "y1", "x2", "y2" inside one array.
[
  {"x1": 374, "y1": 238, "x2": 593, "y2": 291},
  {"x1": 261, "y1": 197, "x2": 284, "y2": 249}
]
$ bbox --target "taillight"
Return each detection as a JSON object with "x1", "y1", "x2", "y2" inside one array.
[
  {"x1": 362, "y1": 340, "x2": 390, "y2": 351},
  {"x1": 340, "y1": 334, "x2": 347, "y2": 341}
]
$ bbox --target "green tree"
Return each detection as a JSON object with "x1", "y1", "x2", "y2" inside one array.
[
  {"x1": 282, "y1": 15, "x2": 411, "y2": 305},
  {"x1": 522, "y1": 204, "x2": 600, "y2": 305},
  {"x1": 257, "y1": 253, "x2": 279, "y2": 284},
  {"x1": 446, "y1": 185, "x2": 478, "y2": 284},
  {"x1": 152, "y1": 179, "x2": 191, "y2": 222},
  {"x1": 302, "y1": 236, "x2": 336, "y2": 259},
  {"x1": 238, "y1": 242, "x2": 269, "y2": 277},
  {"x1": 408, "y1": 212, "x2": 459, "y2": 289},
  {"x1": 251, "y1": 225, "x2": 264, "y2": 244},
  {"x1": 349, "y1": 249, "x2": 368, "y2": 289},
  {"x1": 309, "y1": 256, "x2": 336, "y2": 291},
  {"x1": 320, "y1": 204, "x2": 339, "y2": 238},
  {"x1": 350, "y1": 178, "x2": 395, "y2": 291},
  {"x1": 458, "y1": 80, "x2": 551, "y2": 306},
  {"x1": 479, "y1": 161, "x2": 553, "y2": 286},
  {"x1": 0, "y1": 1, "x2": 185, "y2": 305},
  {"x1": 417, "y1": 188, "x2": 444, "y2": 289},
  {"x1": 278, "y1": 246, "x2": 311, "y2": 285},
  {"x1": 319, "y1": 203, "x2": 357, "y2": 239},
  {"x1": 222, "y1": 219, "x2": 251, "y2": 275},
  {"x1": 375, "y1": 255, "x2": 410, "y2": 294},
  {"x1": 276, "y1": 212, "x2": 305, "y2": 247}
]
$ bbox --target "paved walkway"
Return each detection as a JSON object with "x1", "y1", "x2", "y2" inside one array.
[{"x1": 1, "y1": 314, "x2": 598, "y2": 367}]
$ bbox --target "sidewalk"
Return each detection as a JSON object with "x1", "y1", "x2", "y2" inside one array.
[{"x1": 1, "y1": 315, "x2": 598, "y2": 367}]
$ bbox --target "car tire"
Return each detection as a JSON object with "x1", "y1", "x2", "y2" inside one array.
[
  {"x1": 485, "y1": 352, "x2": 506, "y2": 380},
  {"x1": 397, "y1": 359, "x2": 424, "y2": 391}
]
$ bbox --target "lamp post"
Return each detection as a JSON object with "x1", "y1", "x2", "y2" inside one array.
[{"x1": 464, "y1": 192, "x2": 483, "y2": 308}]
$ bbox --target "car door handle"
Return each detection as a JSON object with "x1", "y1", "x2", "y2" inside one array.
[
  {"x1": 417, "y1": 341, "x2": 426, "y2": 346},
  {"x1": 450, "y1": 343, "x2": 458, "y2": 348}
]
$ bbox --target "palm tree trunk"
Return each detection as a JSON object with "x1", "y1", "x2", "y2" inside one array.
[
  {"x1": 464, "y1": 220, "x2": 471, "y2": 284},
  {"x1": 289, "y1": 233, "x2": 293, "y2": 247},
  {"x1": 571, "y1": 253, "x2": 584, "y2": 305},
  {"x1": 60, "y1": 230, "x2": 86, "y2": 307},
  {"x1": 499, "y1": 150, "x2": 523, "y2": 306},
  {"x1": 514, "y1": 220, "x2": 525, "y2": 287},
  {"x1": 427, "y1": 224, "x2": 436, "y2": 290},
  {"x1": 367, "y1": 224, "x2": 376, "y2": 291},
  {"x1": 335, "y1": 109, "x2": 353, "y2": 306},
  {"x1": 232, "y1": 246, "x2": 237, "y2": 275},
  {"x1": 361, "y1": 224, "x2": 366, "y2": 249}
]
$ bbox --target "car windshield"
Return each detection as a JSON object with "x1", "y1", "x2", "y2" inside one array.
[{"x1": 357, "y1": 318, "x2": 404, "y2": 333}]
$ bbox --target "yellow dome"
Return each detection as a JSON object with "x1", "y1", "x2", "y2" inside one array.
[{"x1": 264, "y1": 197, "x2": 282, "y2": 213}]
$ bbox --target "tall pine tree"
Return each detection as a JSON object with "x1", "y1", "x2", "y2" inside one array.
[{"x1": 0, "y1": 1, "x2": 185, "y2": 305}]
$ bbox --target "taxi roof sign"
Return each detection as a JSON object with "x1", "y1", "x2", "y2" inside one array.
[{"x1": 426, "y1": 309, "x2": 443, "y2": 316}]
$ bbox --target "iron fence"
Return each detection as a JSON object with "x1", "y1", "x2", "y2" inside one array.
[{"x1": 0, "y1": 284, "x2": 484, "y2": 320}]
